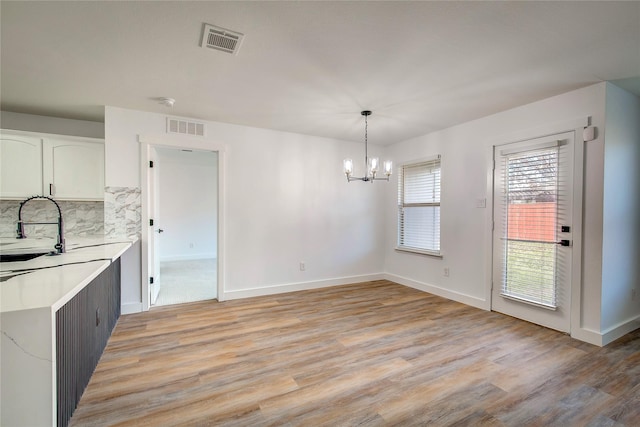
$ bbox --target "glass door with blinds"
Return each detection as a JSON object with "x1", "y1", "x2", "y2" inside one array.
[{"x1": 492, "y1": 132, "x2": 574, "y2": 332}]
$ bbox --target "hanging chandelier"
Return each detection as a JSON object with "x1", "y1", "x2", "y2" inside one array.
[{"x1": 343, "y1": 110, "x2": 392, "y2": 183}]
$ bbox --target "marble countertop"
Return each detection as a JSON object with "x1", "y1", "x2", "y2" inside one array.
[{"x1": 0, "y1": 236, "x2": 136, "y2": 313}]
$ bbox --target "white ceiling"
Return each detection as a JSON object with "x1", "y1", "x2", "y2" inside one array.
[{"x1": 1, "y1": 1, "x2": 639, "y2": 145}]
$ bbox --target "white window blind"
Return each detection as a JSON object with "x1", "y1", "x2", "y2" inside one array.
[
  {"x1": 397, "y1": 157, "x2": 441, "y2": 255},
  {"x1": 501, "y1": 147, "x2": 558, "y2": 307}
]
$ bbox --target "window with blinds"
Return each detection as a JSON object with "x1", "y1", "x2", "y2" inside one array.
[
  {"x1": 501, "y1": 147, "x2": 558, "y2": 308},
  {"x1": 397, "y1": 157, "x2": 441, "y2": 255}
]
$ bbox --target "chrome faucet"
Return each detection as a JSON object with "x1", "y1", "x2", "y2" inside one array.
[{"x1": 17, "y1": 195, "x2": 66, "y2": 254}]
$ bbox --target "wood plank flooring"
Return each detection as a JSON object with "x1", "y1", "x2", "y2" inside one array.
[{"x1": 70, "y1": 280, "x2": 640, "y2": 426}]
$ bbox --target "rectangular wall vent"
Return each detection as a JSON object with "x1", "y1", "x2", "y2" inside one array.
[
  {"x1": 201, "y1": 23, "x2": 244, "y2": 55},
  {"x1": 167, "y1": 118, "x2": 205, "y2": 137}
]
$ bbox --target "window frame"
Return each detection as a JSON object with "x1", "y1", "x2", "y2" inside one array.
[{"x1": 396, "y1": 155, "x2": 442, "y2": 257}]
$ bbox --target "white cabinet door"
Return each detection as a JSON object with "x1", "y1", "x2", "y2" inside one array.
[
  {"x1": 43, "y1": 139, "x2": 104, "y2": 200},
  {"x1": 0, "y1": 132, "x2": 43, "y2": 198}
]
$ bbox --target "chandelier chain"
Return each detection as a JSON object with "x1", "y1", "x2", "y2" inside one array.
[{"x1": 364, "y1": 113, "x2": 368, "y2": 164}]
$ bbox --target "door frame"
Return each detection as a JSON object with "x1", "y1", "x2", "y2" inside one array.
[
  {"x1": 139, "y1": 134, "x2": 226, "y2": 311},
  {"x1": 485, "y1": 117, "x2": 587, "y2": 338}
]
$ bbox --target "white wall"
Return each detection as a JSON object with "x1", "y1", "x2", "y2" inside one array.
[
  {"x1": 156, "y1": 147, "x2": 218, "y2": 261},
  {"x1": 105, "y1": 106, "x2": 387, "y2": 303},
  {"x1": 0, "y1": 110, "x2": 104, "y2": 138},
  {"x1": 601, "y1": 83, "x2": 640, "y2": 339},
  {"x1": 382, "y1": 83, "x2": 608, "y2": 343},
  {"x1": 106, "y1": 83, "x2": 638, "y2": 346},
  {"x1": 120, "y1": 239, "x2": 141, "y2": 313}
]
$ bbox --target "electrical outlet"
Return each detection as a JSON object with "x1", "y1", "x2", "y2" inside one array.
[
  {"x1": 300, "y1": 262, "x2": 306, "y2": 271},
  {"x1": 443, "y1": 267, "x2": 450, "y2": 277},
  {"x1": 189, "y1": 243, "x2": 194, "y2": 249}
]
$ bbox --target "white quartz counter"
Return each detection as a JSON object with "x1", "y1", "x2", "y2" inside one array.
[
  {"x1": 0, "y1": 235, "x2": 137, "y2": 426},
  {"x1": 1, "y1": 236, "x2": 136, "y2": 313}
]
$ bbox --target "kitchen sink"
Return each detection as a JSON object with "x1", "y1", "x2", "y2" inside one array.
[{"x1": 0, "y1": 252, "x2": 49, "y2": 262}]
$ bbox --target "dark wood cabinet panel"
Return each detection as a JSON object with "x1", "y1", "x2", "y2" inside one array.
[{"x1": 56, "y1": 259, "x2": 121, "y2": 427}]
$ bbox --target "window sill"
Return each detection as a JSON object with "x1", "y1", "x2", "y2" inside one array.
[{"x1": 395, "y1": 247, "x2": 443, "y2": 258}]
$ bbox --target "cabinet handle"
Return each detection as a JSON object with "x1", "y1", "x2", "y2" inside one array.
[{"x1": 49, "y1": 183, "x2": 53, "y2": 196}]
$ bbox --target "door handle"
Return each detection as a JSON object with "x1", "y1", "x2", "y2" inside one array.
[
  {"x1": 156, "y1": 229, "x2": 164, "y2": 234},
  {"x1": 556, "y1": 240, "x2": 571, "y2": 247}
]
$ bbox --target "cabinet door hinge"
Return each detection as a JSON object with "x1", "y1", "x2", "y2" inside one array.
[
  {"x1": 150, "y1": 219, "x2": 154, "y2": 226},
  {"x1": 149, "y1": 161, "x2": 154, "y2": 168},
  {"x1": 150, "y1": 277, "x2": 154, "y2": 284}
]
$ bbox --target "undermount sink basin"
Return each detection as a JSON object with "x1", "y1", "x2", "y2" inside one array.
[{"x1": 0, "y1": 252, "x2": 49, "y2": 262}]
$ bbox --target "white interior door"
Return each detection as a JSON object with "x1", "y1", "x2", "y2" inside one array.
[
  {"x1": 492, "y1": 131, "x2": 574, "y2": 332},
  {"x1": 148, "y1": 148, "x2": 161, "y2": 305}
]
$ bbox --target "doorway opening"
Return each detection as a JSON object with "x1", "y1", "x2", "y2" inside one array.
[
  {"x1": 140, "y1": 135, "x2": 224, "y2": 311},
  {"x1": 152, "y1": 147, "x2": 218, "y2": 306}
]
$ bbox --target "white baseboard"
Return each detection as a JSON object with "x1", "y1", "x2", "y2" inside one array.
[
  {"x1": 220, "y1": 273, "x2": 386, "y2": 301},
  {"x1": 602, "y1": 315, "x2": 640, "y2": 346},
  {"x1": 570, "y1": 327, "x2": 604, "y2": 346},
  {"x1": 384, "y1": 273, "x2": 490, "y2": 310},
  {"x1": 121, "y1": 302, "x2": 143, "y2": 315},
  {"x1": 570, "y1": 316, "x2": 640, "y2": 347},
  {"x1": 160, "y1": 253, "x2": 216, "y2": 262}
]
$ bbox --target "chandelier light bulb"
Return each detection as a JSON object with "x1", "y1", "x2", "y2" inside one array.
[
  {"x1": 344, "y1": 158, "x2": 354, "y2": 176},
  {"x1": 369, "y1": 157, "x2": 379, "y2": 174},
  {"x1": 384, "y1": 160, "x2": 393, "y2": 176}
]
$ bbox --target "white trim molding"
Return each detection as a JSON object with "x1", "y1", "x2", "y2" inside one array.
[
  {"x1": 570, "y1": 315, "x2": 640, "y2": 347},
  {"x1": 385, "y1": 273, "x2": 489, "y2": 310},
  {"x1": 601, "y1": 315, "x2": 640, "y2": 346},
  {"x1": 221, "y1": 273, "x2": 386, "y2": 301},
  {"x1": 121, "y1": 302, "x2": 143, "y2": 315},
  {"x1": 139, "y1": 133, "x2": 226, "y2": 309}
]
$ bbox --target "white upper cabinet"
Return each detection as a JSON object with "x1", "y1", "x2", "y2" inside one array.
[
  {"x1": 43, "y1": 139, "x2": 104, "y2": 200},
  {"x1": 0, "y1": 132, "x2": 43, "y2": 198},
  {"x1": 0, "y1": 130, "x2": 104, "y2": 200}
]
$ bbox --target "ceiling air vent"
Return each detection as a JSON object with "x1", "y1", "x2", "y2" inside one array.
[
  {"x1": 201, "y1": 23, "x2": 244, "y2": 55},
  {"x1": 167, "y1": 118, "x2": 205, "y2": 137}
]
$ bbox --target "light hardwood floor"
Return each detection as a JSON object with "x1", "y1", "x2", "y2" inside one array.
[{"x1": 71, "y1": 280, "x2": 640, "y2": 426}]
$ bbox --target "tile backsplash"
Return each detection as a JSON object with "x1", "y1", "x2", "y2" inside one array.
[
  {"x1": 104, "y1": 186, "x2": 141, "y2": 238},
  {"x1": 0, "y1": 199, "x2": 104, "y2": 238}
]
